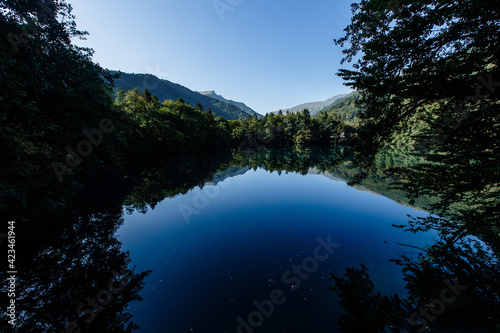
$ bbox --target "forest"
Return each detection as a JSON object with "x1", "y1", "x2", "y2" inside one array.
[
  {"x1": 1, "y1": 0, "x2": 498, "y2": 259},
  {"x1": 1, "y1": 0, "x2": 499, "y2": 332}
]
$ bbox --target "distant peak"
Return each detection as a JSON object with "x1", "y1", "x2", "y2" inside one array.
[{"x1": 199, "y1": 90, "x2": 217, "y2": 95}]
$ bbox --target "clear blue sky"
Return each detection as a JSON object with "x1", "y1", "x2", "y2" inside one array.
[{"x1": 69, "y1": 0, "x2": 356, "y2": 114}]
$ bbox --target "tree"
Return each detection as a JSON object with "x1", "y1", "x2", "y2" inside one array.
[
  {"x1": 335, "y1": 0, "x2": 499, "y2": 229},
  {"x1": 205, "y1": 107, "x2": 214, "y2": 118},
  {"x1": 334, "y1": 4, "x2": 500, "y2": 318},
  {"x1": 335, "y1": 0, "x2": 499, "y2": 161},
  {"x1": 195, "y1": 101, "x2": 203, "y2": 112},
  {"x1": 281, "y1": 114, "x2": 293, "y2": 144},
  {"x1": 0, "y1": 0, "x2": 123, "y2": 219},
  {"x1": 142, "y1": 88, "x2": 153, "y2": 102}
]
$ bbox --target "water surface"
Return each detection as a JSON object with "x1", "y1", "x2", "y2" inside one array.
[{"x1": 117, "y1": 166, "x2": 434, "y2": 332}]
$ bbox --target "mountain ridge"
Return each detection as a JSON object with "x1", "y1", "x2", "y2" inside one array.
[
  {"x1": 199, "y1": 90, "x2": 263, "y2": 118},
  {"x1": 272, "y1": 93, "x2": 351, "y2": 115},
  {"x1": 112, "y1": 71, "x2": 249, "y2": 120}
]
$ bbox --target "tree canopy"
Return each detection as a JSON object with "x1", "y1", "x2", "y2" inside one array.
[
  {"x1": 335, "y1": 0, "x2": 499, "y2": 235},
  {"x1": 335, "y1": 0, "x2": 499, "y2": 156},
  {"x1": 332, "y1": 3, "x2": 500, "y2": 330}
]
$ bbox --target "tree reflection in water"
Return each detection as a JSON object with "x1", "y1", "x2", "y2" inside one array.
[
  {"x1": 232, "y1": 147, "x2": 500, "y2": 332},
  {"x1": 2, "y1": 144, "x2": 497, "y2": 332},
  {"x1": 0, "y1": 150, "x2": 232, "y2": 332},
  {"x1": 329, "y1": 131, "x2": 500, "y2": 331}
]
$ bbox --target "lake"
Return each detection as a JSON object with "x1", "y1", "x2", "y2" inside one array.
[
  {"x1": 117, "y1": 164, "x2": 434, "y2": 332},
  {"x1": 5, "y1": 148, "x2": 497, "y2": 333}
]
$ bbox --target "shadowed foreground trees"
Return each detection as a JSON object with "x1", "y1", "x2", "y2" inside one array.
[
  {"x1": 335, "y1": 0, "x2": 499, "y2": 162},
  {"x1": 330, "y1": 1, "x2": 500, "y2": 331},
  {"x1": 333, "y1": 0, "x2": 499, "y2": 263}
]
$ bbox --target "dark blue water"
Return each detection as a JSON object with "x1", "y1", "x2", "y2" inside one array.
[{"x1": 117, "y1": 167, "x2": 434, "y2": 332}]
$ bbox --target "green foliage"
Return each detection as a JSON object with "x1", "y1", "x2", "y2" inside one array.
[
  {"x1": 336, "y1": 0, "x2": 500, "y2": 240},
  {"x1": 331, "y1": 3, "x2": 500, "y2": 330},
  {"x1": 230, "y1": 108, "x2": 350, "y2": 148},
  {"x1": 112, "y1": 72, "x2": 249, "y2": 120},
  {"x1": 204, "y1": 95, "x2": 250, "y2": 120},
  {"x1": 0, "y1": 0, "x2": 235, "y2": 221},
  {"x1": 114, "y1": 89, "x2": 232, "y2": 156},
  {"x1": 335, "y1": 0, "x2": 499, "y2": 156},
  {"x1": 0, "y1": 0, "x2": 124, "y2": 219},
  {"x1": 319, "y1": 92, "x2": 361, "y2": 125}
]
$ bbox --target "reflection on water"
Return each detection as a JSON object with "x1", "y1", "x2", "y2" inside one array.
[
  {"x1": 120, "y1": 169, "x2": 433, "y2": 331},
  {"x1": 0, "y1": 150, "x2": 231, "y2": 332},
  {"x1": 1, "y1": 147, "x2": 498, "y2": 332},
  {"x1": 0, "y1": 184, "x2": 152, "y2": 332}
]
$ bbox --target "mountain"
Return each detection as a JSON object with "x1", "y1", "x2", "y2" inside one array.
[
  {"x1": 318, "y1": 92, "x2": 360, "y2": 125},
  {"x1": 204, "y1": 166, "x2": 251, "y2": 186},
  {"x1": 199, "y1": 91, "x2": 263, "y2": 118},
  {"x1": 112, "y1": 71, "x2": 249, "y2": 120},
  {"x1": 272, "y1": 93, "x2": 350, "y2": 116}
]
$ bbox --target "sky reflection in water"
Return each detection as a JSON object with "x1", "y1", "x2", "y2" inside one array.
[{"x1": 117, "y1": 167, "x2": 434, "y2": 333}]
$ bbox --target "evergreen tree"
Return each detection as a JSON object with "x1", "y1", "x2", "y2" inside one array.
[{"x1": 195, "y1": 101, "x2": 203, "y2": 112}]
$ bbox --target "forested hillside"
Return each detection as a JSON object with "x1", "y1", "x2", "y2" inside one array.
[
  {"x1": 319, "y1": 92, "x2": 360, "y2": 125},
  {"x1": 113, "y1": 72, "x2": 249, "y2": 120},
  {"x1": 272, "y1": 93, "x2": 350, "y2": 115},
  {"x1": 199, "y1": 90, "x2": 262, "y2": 118}
]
